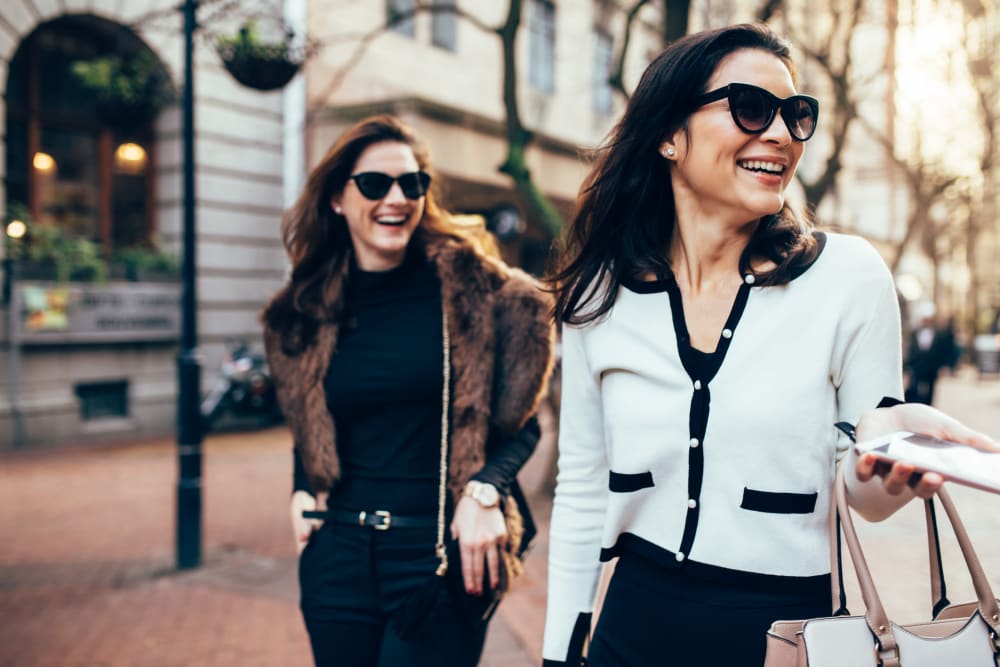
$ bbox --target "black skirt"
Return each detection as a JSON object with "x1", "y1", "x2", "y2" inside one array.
[{"x1": 588, "y1": 552, "x2": 831, "y2": 667}]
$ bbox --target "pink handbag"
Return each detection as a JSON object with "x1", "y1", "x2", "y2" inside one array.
[{"x1": 764, "y1": 466, "x2": 1000, "y2": 666}]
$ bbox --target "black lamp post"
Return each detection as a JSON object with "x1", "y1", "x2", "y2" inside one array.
[
  {"x1": 176, "y1": 0, "x2": 202, "y2": 570},
  {"x1": 4, "y1": 218, "x2": 27, "y2": 448},
  {"x1": 172, "y1": 0, "x2": 304, "y2": 571}
]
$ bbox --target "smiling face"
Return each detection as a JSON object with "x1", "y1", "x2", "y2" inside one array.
[
  {"x1": 662, "y1": 48, "x2": 805, "y2": 225},
  {"x1": 331, "y1": 141, "x2": 425, "y2": 271}
]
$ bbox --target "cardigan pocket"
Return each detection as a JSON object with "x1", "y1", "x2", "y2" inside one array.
[
  {"x1": 740, "y1": 487, "x2": 818, "y2": 514},
  {"x1": 609, "y1": 470, "x2": 654, "y2": 493}
]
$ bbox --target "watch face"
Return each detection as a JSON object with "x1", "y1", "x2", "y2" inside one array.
[
  {"x1": 469, "y1": 482, "x2": 498, "y2": 507},
  {"x1": 477, "y1": 484, "x2": 499, "y2": 506}
]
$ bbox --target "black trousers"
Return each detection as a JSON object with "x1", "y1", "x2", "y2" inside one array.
[
  {"x1": 298, "y1": 517, "x2": 487, "y2": 667},
  {"x1": 587, "y1": 553, "x2": 830, "y2": 667}
]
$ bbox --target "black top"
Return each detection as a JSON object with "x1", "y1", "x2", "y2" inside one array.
[{"x1": 292, "y1": 249, "x2": 539, "y2": 513}]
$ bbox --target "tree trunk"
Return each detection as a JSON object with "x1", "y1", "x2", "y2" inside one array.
[{"x1": 496, "y1": 0, "x2": 565, "y2": 238}]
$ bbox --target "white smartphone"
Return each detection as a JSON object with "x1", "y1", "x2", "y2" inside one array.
[{"x1": 854, "y1": 431, "x2": 1000, "y2": 495}]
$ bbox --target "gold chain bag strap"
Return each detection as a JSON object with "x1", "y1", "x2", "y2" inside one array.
[
  {"x1": 434, "y1": 308, "x2": 451, "y2": 576},
  {"x1": 391, "y1": 308, "x2": 462, "y2": 638}
]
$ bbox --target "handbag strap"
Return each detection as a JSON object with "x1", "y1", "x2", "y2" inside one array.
[
  {"x1": 434, "y1": 308, "x2": 450, "y2": 577},
  {"x1": 925, "y1": 498, "x2": 952, "y2": 617},
  {"x1": 832, "y1": 498, "x2": 950, "y2": 618},
  {"x1": 834, "y1": 466, "x2": 1000, "y2": 665}
]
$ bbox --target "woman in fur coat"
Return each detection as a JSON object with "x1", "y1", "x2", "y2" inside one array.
[{"x1": 262, "y1": 115, "x2": 553, "y2": 667}]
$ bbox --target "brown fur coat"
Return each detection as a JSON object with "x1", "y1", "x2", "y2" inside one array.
[{"x1": 262, "y1": 237, "x2": 554, "y2": 564}]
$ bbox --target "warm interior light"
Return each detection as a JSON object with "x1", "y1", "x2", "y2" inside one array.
[
  {"x1": 32, "y1": 152, "x2": 56, "y2": 173},
  {"x1": 6, "y1": 220, "x2": 27, "y2": 240},
  {"x1": 114, "y1": 142, "x2": 148, "y2": 173}
]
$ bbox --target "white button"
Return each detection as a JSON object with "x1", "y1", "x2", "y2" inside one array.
[
  {"x1": 687, "y1": 499, "x2": 697, "y2": 509},
  {"x1": 675, "y1": 552, "x2": 686, "y2": 562},
  {"x1": 689, "y1": 437, "x2": 700, "y2": 448},
  {"x1": 693, "y1": 380, "x2": 702, "y2": 390},
  {"x1": 744, "y1": 274, "x2": 756, "y2": 285},
  {"x1": 722, "y1": 328, "x2": 733, "y2": 339}
]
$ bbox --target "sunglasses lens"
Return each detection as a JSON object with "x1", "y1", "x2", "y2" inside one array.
[
  {"x1": 398, "y1": 172, "x2": 431, "y2": 199},
  {"x1": 352, "y1": 172, "x2": 430, "y2": 200},
  {"x1": 783, "y1": 98, "x2": 817, "y2": 140},
  {"x1": 353, "y1": 173, "x2": 393, "y2": 199},
  {"x1": 730, "y1": 87, "x2": 773, "y2": 132}
]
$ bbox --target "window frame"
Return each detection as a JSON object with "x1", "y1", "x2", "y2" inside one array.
[
  {"x1": 5, "y1": 21, "x2": 157, "y2": 253},
  {"x1": 528, "y1": 0, "x2": 556, "y2": 94},
  {"x1": 431, "y1": 0, "x2": 458, "y2": 51}
]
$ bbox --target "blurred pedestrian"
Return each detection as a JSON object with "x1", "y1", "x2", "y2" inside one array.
[
  {"x1": 542, "y1": 23, "x2": 955, "y2": 667},
  {"x1": 262, "y1": 115, "x2": 553, "y2": 667},
  {"x1": 904, "y1": 305, "x2": 952, "y2": 405}
]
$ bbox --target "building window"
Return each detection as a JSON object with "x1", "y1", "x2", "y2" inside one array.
[
  {"x1": 432, "y1": 0, "x2": 458, "y2": 51},
  {"x1": 76, "y1": 380, "x2": 129, "y2": 420},
  {"x1": 529, "y1": 0, "x2": 556, "y2": 93},
  {"x1": 5, "y1": 17, "x2": 161, "y2": 251},
  {"x1": 593, "y1": 29, "x2": 613, "y2": 115},
  {"x1": 387, "y1": 0, "x2": 417, "y2": 37}
]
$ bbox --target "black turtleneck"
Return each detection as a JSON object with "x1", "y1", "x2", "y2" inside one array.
[{"x1": 292, "y1": 250, "x2": 539, "y2": 514}]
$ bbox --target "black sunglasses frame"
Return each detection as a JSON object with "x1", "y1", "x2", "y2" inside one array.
[
  {"x1": 349, "y1": 171, "x2": 431, "y2": 200},
  {"x1": 691, "y1": 83, "x2": 820, "y2": 142}
]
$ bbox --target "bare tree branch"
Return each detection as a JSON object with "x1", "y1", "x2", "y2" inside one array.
[
  {"x1": 757, "y1": 0, "x2": 784, "y2": 22},
  {"x1": 662, "y1": 0, "x2": 691, "y2": 44},
  {"x1": 307, "y1": 3, "x2": 498, "y2": 112},
  {"x1": 609, "y1": 0, "x2": 653, "y2": 100}
]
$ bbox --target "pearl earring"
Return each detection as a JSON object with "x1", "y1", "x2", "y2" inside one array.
[
  {"x1": 665, "y1": 147, "x2": 676, "y2": 157},
  {"x1": 334, "y1": 207, "x2": 342, "y2": 214}
]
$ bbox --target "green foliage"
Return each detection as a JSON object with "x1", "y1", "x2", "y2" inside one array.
[
  {"x1": 8, "y1": 219, "x2": 108, "y2": 283},
  {"x1": 71, "y1": 52, "x2": 175, "y2": 124},
  {"x1": 216, "y1": 20, "x2": 294, "y2": 63},
  {"x1": 113, "y1": 244, "x2": 180, "y2": 281},
  {"x1": 4, "y1": 203, "x2": 178, "y2": 283}
]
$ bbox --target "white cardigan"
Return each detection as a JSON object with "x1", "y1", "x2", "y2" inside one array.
[{"x1": 542, "y1": 232, "x2": 905, "y2": 664}]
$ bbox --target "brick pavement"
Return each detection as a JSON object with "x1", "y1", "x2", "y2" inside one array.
[
  {"x1": 0, "y1": 428, "x2": 545, "y2": 666},
  {"x1": 1, "y1": 370, "x2": 998, "y2": 667}
]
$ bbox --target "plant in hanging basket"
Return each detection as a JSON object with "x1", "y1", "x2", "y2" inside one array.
[
  {"x1": 71, "y1": 52, "x2": 176, "y2": 129},
  {"x1": 216, "y1": 20, "x2": 307, "y2": 91}
]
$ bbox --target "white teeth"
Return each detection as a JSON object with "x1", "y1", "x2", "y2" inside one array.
[
  {"x1": 376, "y1": 216, "x2": 406, "y2": 223},
  {"x1": 739, "y1": 160, "x2": 784, "y2": 174}
]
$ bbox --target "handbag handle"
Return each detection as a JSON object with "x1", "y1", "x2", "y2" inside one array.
[
  {"x1": 833, "y1": 498, "x2": 952, "y2": 618},
  {"x1": 833, "y1": 466, "x2": 1000, "y2": 665}
]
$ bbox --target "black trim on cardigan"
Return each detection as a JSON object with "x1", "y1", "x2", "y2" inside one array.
[
  {"x1": 662, "y1": 269, "x2": 753, "y2": 561},
  {"x1": 599, "y1": 532, "x2": 831, "y2": 596},
  {"x1": 609, "y1": 471, "x2": 655, "y2": 492},
  {"x1": 740, "y1": 488, "x2": 819, "y2": 514},
  {"x1": 542, "y1": 612, "x2": 592, "y2": 667}
]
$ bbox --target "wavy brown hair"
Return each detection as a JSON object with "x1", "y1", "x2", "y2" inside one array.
[
  {"x1": 550, "y1": 23, "x2": 819, "y2": 325},
  {"x1": 280, "y1": 115, "x2": 461, "y2": 321}
]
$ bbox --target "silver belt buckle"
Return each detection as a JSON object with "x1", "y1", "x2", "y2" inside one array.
[{"x1": 373, "y1": 510, "x2": 392, "y2": 531}]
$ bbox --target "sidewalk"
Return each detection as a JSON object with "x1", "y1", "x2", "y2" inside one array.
[
  {"x1": 1, "y1": 369, "x2": 998, "y2": 666},
  {"x1": 0, "y1": 424, "x2": 551, "y2": 667}
]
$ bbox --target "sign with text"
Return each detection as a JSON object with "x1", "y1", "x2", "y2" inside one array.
[{"x1": 14, "y1": 282, "x2": 181, "y2": 344}]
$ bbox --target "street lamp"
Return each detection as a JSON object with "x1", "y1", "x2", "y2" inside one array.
[
  {"x1": 176, "y1": 0, "x2": 202, "y2": 570},
  {"x1": 4, "y1": 218, "x2": 27, "y2": 447},
  {"x1": 173, "y1": 0, "x2": 305, "y2": 572}
]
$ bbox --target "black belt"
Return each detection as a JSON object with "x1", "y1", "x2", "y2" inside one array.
[{"x1": 302, "y1": 509, "x2": 436, "y2": 531}]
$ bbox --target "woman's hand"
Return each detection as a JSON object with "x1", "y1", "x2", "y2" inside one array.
[
  {"x1": 450, "y1": 496, "x2": 508, "y2": 596},
  {"x1": 290, "y1": 490, "x2": 326, "y2": 555},
  {"x1": 855, "y1": 403, "x2": 999, "y2": 499}
]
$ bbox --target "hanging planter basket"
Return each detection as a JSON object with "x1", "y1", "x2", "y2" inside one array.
[{"x1": 216, "y1": 21, "x2": 308, "y2": 91}]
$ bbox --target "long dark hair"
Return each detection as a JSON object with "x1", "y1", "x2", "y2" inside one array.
[
  {"x1": 280, "y1": 115, "x2": 460, "y2": 319},
  {"x1": 550, "y1": 23, "x2": 819, "y2": 325}
]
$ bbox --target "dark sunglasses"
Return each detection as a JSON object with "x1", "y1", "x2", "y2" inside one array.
[
  {"x1": 349, "y1": 171, "x2": 431, "y2": 200},
  {"x1": 691, "y1": 82, "x2": 819, "y2": 142}
]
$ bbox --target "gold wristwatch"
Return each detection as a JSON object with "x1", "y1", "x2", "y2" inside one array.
[{"x1": 463, "y1": 480, "x2": 500, "y2": 509}]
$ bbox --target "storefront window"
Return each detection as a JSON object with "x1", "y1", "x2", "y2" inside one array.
[{"x1": 5, "y1": 16, "x2": 163, "y2": 251}]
